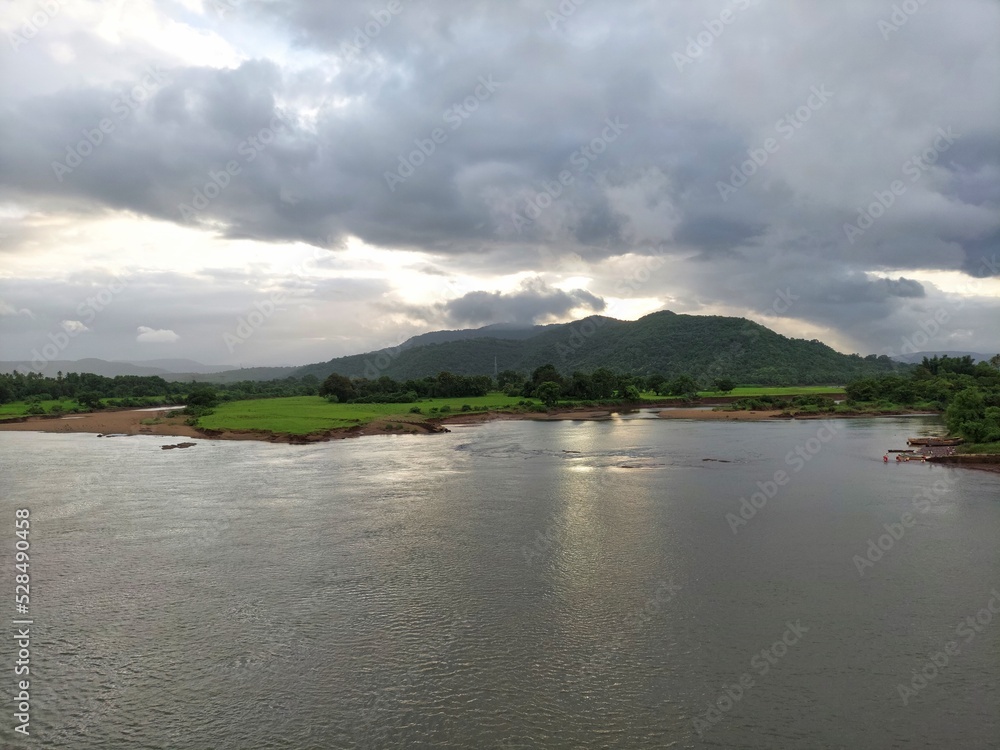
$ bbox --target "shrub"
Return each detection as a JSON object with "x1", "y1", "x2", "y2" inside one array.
[
  {"x1": 461, "y1": 404, "x2": 471, "y2": 412},
  {"x1": 440, "y1": 405, "x2": 452, "y2": 413},
  {"x1": 409, "y1": 406, "x2": 422, "y2": 414},
  {"x1": 26, "y1": 403, "x2": 45, "y2": 415}
]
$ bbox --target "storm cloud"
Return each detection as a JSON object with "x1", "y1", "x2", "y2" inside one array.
[{"x1": 0, "y1": 0, "x2": 997, "y2": 364}]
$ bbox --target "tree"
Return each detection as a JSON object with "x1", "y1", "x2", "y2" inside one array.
[
  {"x1": 713, "y1": 377, "x2": 735, "y2": 394},
  {"x1": 645, "y1": 373, "x2": 666, "y2": 394},
  {"x1": 990, "y1": 354, "x2": 1000, "y2": 372},
  {"x1": 497, "y1": 370, "x2": 523, "y2": 390},
  {"x1": 536, "y1": 381, "x2": 562, "y2": 408},
  {"x1": 77, "y1": 391, "x2": 103, "y2": 410},
  {"x1": 319, "y1": 373, "x2": 356, "y2": 403},
  {"x1": 590, "y1": 368, "x2": 617, "y2": 399},
  {"x1": 945, "y1": 388, "x2": 986, "y2": 440},
  {"x1": 186, "y1": 386, "x2": 218, "y2": 408},
  {"x1": 668, "y1": 375, "x2": 699, "y2": 398},
  {"x1": 530, "y1": 364, "x2": 563, "y2": 388}
]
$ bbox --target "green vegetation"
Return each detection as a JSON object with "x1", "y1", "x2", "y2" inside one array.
[
  {"x1": 0, "y1": 399, "x2": 82, "y2": 417},
  {"x1": 712, "y1": 356, "x2": 1000, "y2": 441},
  {"x1": 295, "y1": 311, "x2": 906, "y2": 385},
  {"x1": 957, "y1": 441, "x2": 1000, "y2": 455},
  {"x1": 197, "y1": 395, "x2": 539, "y2": 435},
  {"x1": 717, "y1": 385, "x2": 845, "y2": 397},
  {"x1": 843, "y1": 355, "x2": 1000, "y2": 450}
]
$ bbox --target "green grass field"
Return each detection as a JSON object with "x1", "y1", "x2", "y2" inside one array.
[
  {"x1": 198, "y1": 394, "x2": 539, "y2": 435},
  {"x1": 197, "y1": 386, "x2": 849, "y2": 435},
  {"x1": 0, "y1": 396, "x2": 172, "y2": 417},
  {"x1": 0, "y1": 399, "x2": 80, "y2": 416}
]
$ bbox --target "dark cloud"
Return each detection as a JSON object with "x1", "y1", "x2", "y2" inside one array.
[
  {"x1": 0, "y1": 0, "x2": 998, "y2": 361},
  {"x1": 442, "y1": 278, "x2": 605, "y2": 326}
]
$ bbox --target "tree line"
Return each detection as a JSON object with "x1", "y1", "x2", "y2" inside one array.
[
  {"x1": 319, "y1": 366, "x2": 736, "y2": 407},
  {"x1": 846, "y1": 355, "x2": 1000, "y2": 444}
]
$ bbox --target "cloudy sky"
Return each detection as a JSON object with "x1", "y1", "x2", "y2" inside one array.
[{"x1": 1, "y1": 0, "x2": 998, "y2": 368}]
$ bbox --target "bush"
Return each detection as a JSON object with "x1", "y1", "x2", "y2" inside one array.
[
  {"x1": 461, "y1": 404, "x2": 471, "y2": 412},
  {"x1": 26, "y1": 403, "x2": 45, "y2": 415},
  {"x1": 409, "y1": 406, "x2": 422, "y2": 414},
  {"x1": 440, "y1": 405, "x2": 452, "y2": 413},
  {"x1": 186, "y1": 386, "x2": 219, "y2": 409}
]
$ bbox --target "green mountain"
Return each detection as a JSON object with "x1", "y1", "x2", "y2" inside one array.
[{"x1": 294, "y1": 311, "x2": 906, "y2": 386}]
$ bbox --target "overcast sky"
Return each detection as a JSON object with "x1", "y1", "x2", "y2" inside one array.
[{"x1": 1, "y1": 0, "x2": 998, "y2": 368}]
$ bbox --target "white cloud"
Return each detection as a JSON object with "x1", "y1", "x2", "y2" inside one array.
[
  {"x1": 61, "y1": 320, "x2": 89, "y2": 333},
  {"x1": 136, "y1": 326, "x2": 179, "y2": 343}
]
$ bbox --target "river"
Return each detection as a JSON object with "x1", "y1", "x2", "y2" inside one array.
[{"x1": 1, "y1": 414, "x2": 997, "y2": 748}]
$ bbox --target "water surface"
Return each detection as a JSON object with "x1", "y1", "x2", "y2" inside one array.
[{"x1": 1, "y1": 415, "x2": 997, "y2": 748}]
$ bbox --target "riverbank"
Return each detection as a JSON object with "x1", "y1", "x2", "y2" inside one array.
[
  {"x1": 656, "y1": 408, "x2": 940, "y2": 421},
  {"x1": 0, "y1": 404, "x2": 620, "y2": 444},
  {"x1": 0, "y1": 403, "x2": 952, "y2": 439},
  {"x1": 3, "y1": 405, "x2": 998, "y2": 473}
]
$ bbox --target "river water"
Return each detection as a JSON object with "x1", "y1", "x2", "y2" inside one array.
[{"x1": 1, "y1": 414, "x2": 998, "y2": 748}]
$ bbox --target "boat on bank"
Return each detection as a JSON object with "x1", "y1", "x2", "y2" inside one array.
[{"x1": 907, "y1": 436, "x2": 963, "y2": 447}]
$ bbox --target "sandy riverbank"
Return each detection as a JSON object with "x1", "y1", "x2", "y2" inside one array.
[
  {"x1": 0, "y1": 410, "x2": 203, "y2": 438},
  {"x1": 657, "y1": 408, "x2": 941, "y2": 421},
  {"x1": 658, "y1": 409, "x2": 786, "y2": 421}
]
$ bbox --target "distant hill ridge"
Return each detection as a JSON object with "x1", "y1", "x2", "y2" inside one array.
[
  {"x1": 293, "y1": 310, "x2": 905, "y2": 385},
  {"x1": 7, "y1": 312, "x2": 912, "y2": 385}
]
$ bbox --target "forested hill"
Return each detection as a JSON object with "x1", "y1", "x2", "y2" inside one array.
[{"x1": 294, "y1": 311, "x2": 906, "y2": 385}]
